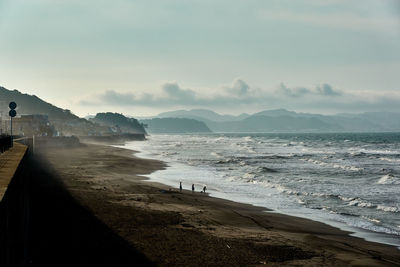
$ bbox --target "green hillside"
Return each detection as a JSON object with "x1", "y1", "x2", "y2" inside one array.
[
  {"x1": 0, "y1": 86, "x2": 109, "y2": 136},
  {"x1": 91, "y1": 113, "x2": 147, "y2": 134}
]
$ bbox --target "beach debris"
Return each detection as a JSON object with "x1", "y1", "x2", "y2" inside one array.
[{"x1": 226, "y1": 244, "x2": 230, "y2": 249}]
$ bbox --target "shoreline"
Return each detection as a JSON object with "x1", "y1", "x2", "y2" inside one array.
[
  {"x1": 35, "y1": 142, "x2": 400, "y2": 266},
  {"x1": 120, "y1": 140, "x2": 400, "y2": 250}
]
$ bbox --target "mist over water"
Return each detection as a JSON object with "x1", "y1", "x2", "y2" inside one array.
[{"x1": 122, "y1": 133, "x2": 400, "y2": 247}]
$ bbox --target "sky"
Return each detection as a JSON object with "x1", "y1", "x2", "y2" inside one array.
[{"x1": 0, "y1": 0, "x2": 399, "y2": 116}]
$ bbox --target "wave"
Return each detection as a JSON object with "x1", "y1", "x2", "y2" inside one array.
[
  {"x1": 348, "y1": 198, "x2": 375, "y2": 208},
  {"x1": 379, "y1": 157, "x2": 400, "y2": 163},
  {"x1": 337, "y1": 195, "x2": 354, "y2": 202},
  {"x1": 349, "y1": 151, "x2": 367, "y2": 157},
  {"x1": 362, "y1": 216, "x2": 381, "y2": 224},
  {"x1": 210, "y1": 152, "x2": 223, "y2": 158},
  {"x1": 255, "y1": 155, "x2": 291, "y2": 160},
  {"x1": 345, "y1": 198, "x2": 399, "y2": 213},
  {"x1": 243, "y1": 136, "x2": 253, "y2": 142},
  {"x1": 377, "y1": 174, "x2": 400, "y2": 185},
  {"x1": 349, "y1": 148, "x2": 399, "y2": 155},
  {"x1": 214, "y1": 154, "x2": 292, "y2": 165},
  {"x1": 215, "y1": 157, "x2": 240, "y2": 164},
  {"x1": 376, "y1": 205, "x2": 399, "y2": 213},
  {"x1": 258, "y1": 166, "x2": 278, "y2": 173},
  {"x1": 303, "y1": 159, "x2": 362, "y2": 171},
  {"x1": 243, "y1": 172, "x2": 256, "y2": 180}
]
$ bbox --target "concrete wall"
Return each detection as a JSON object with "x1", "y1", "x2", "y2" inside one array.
[{"x1": 0, "y1": 143, "x2": 30, "y2": 267}]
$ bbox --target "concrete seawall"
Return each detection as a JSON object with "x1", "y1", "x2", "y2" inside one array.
[
  {"x1": 0, "y1": 143, "x2": 29, "y2": 267},
  {"x1": 0, "y1": 143, "x2": 28, "y2": 201}
]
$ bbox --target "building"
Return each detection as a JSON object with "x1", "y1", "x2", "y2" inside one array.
[{"x1": 4, "y1": 114, "x2": 56, "y2": 137}]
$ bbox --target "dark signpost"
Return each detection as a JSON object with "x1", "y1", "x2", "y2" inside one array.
[{"x1": 9, "y1": 101, "x2": 17, "y2": 146}]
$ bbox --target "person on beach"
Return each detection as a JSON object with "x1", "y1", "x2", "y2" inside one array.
[
  {"x1": 192, "y1": 184, "x2": 195, "y2": 192},
  {"x1": 179, "y1": 181, "x2": 182, "y2": 192},
  {"x1": 203, "y1": 185, "x2": 206, "y2": 193}
]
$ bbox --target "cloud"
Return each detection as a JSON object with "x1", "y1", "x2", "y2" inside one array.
[
  {"x1": 79, "y1": 79, "x2": 400, "y2": 114},
  {"x1": 278, "y1": 83, "x2": 311, "y2": 97},
  {"x1": 162, "y1": 82, "x2": 196, "y2": 102},
  {"x1": 226, "y1": 79, "x2": 250, "y2": 96},
  {"x1": 99, "y1": 90, "x2": 137, "y2": 105},
  {"x1": 278, "y1": 83, "x2": 341, "y2": 97},
  {"x1": 316, "y1": 84, "x2": 341, "y2": 96},
  {"x1": 96, "y1": 90, "x2": 155, "y2": 106}
]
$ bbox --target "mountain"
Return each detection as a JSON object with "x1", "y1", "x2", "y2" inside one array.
[
  {"x1": 154, "y1": 108, "x2": 400, "y2": 133},
  {"x1": 158, "y1": 109, "x2": 249, "y2": 122},
  {"x1": 0, "y1": 86, "x2": 108, "y2": 136},
  {"x1": 140, "y1": 118, "x2": 211, "y2": 133},
  {"x1": 252, "y1": 109, "x2": 298, "y2": 117},
  {"x1": 90, "y1": 113, "x2": 146, "y2": 134},
  {"x1": 206, "y1": 115, "x2": 339, "y2": 132}
]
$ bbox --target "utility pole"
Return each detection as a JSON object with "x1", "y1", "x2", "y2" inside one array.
[{"x1": 9, "y1": 102, "x2": 17, "y2": 147}]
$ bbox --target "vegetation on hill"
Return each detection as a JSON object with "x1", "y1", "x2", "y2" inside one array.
[
  {"x1": 90, "y1": 112, "x2": 146, "y2": 134},
  {"x1": 0, "y1": 86, "x2": 111, "y2": 136}
]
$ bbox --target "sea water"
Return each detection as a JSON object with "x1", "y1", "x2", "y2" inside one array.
[{"x1": 121, "y1": 133, "x2": 400, "y2": 247}]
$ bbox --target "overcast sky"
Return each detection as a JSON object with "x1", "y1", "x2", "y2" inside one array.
[{"x1": 1, "y1": 0, "x2": 399, "y2": 116}]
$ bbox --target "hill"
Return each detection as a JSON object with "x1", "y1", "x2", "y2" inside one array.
[
  {"x1": 158, "y1": 109, "x2": 249, "y2": 122},
  {"x1": 0, "y1": 86, "x2": 111, "y2": 136},
  {"x1": 0, "y1": 87, "x2": 79, "y2": 121},
  {"x1": 90, "y1": 113, "x2": 146, "y2": 134},
  {"x1": 140, "y1": 118, "x2": 211, "y2": 133},
  {"x1": 206, "y1": 115, "x2": 338, "y2": 132}
]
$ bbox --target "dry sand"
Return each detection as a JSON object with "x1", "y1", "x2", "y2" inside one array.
[{"x1": 31, "y1": 143, "x2": 400, "y2": 266}]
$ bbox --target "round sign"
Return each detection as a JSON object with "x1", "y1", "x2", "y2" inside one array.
[
  {"x1": 9, "y1": 109, "x2": 17, "y2": 117},
  {"x1": 9, "y1": 102, "x2": 17, "y2": 110}
]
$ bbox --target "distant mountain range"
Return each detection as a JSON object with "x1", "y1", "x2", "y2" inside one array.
[
  {"x1": 151, "y1": 109, "x2": 400, "y2": 133},
  {"x1": 2, "y1": 85, "x2": 399, "y2": 134},
  {"x1": 158, "y1": 109, "x2": 250, "y2": 122}
]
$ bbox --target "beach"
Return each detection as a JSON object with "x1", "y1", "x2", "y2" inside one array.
[{"x1": 28, "y1": 142, "x2": 400, "y2": 266}]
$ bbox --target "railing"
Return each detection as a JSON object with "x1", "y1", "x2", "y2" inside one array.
[{"x1": 0, "y1": 136, "x2": 12, "y2": 153}]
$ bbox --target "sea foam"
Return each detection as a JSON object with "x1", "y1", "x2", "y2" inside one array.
[{"x1": 377, "y1": 174, "x2": 400, "y2": 185}]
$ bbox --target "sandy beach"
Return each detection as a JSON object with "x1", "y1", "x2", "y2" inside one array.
[{"x1": 27, "y1": 142, "x2": 400, "y2": 266}]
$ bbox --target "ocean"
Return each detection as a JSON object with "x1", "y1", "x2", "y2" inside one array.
[{"x1": 121, "y1": 133, "x2": 400, "y2": 247}]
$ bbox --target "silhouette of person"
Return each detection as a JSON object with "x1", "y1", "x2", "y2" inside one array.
[
  {"x1": 192, "y1": 184, "x2": 195, "y2": 192},
  {"x1": 203, "y1": 185, "x2": 206, "y2": 193},
  {"x1": 179, "y1": 181, "x2": 182, "y2": 192}
]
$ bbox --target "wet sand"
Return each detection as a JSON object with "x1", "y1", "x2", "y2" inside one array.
[{"x1": 32, "y1": 143, "x2": 400, "y2": 266}]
